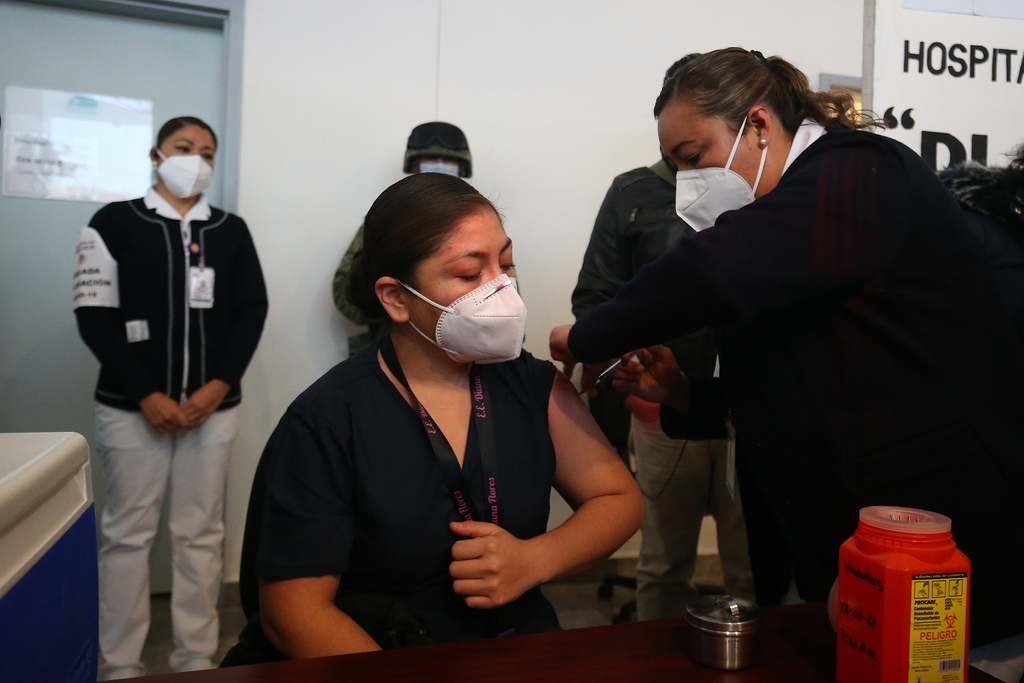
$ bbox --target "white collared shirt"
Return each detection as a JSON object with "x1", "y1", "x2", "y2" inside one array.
[
  {"x1": 143, "y1": 187, "x2": 211, "y2": 402},
  {"x1": 781, "y1": 118, "x2": 828, "y2": 176},
  {"x1": 144, "y1": 187, "x2": 211, "y2": 244}
]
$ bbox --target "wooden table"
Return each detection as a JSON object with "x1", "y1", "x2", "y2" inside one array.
[{"x1": 138, "y1": 603, "x2": 1001, "y2": 682}]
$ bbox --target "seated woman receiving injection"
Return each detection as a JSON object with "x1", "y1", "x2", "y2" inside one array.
[{"x1": 254, "y1": 173, "x2": 642, "y2": 656}]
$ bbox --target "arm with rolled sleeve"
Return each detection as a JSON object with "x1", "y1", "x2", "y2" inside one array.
[
  {"x1": 256, "y1": 403, "x2": 381, "y2": 657},
  {"x1": 210, "y1": 221, "x2": 268, "y2": 390}
]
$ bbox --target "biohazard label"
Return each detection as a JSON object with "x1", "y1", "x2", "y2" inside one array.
[{"x1": 908, "y1": 572, "x2": 967, "y2": 683}]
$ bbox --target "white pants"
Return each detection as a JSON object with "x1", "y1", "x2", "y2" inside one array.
[
  {"x1": 95, "y1": 404, "x2": 239, "y2": 679},
  {"x1": 631, "y1": 416, "x2": 756, "y2": 621}
]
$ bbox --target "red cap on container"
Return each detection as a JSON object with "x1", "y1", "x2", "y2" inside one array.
[{"x1": 859, "y1": 506, "x2": 951, "y2": 534}]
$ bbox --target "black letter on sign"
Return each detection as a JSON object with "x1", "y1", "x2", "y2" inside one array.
[
  {"x1": 905, "y1": 40, "x2": 925, "y2": 73},
  {"x1": 948, "y1": 44, "x2": 967, "y2": 77},
  {"x1": 921, "y1": 131, "x2": 966, "y2": 170},
  {"x1": 970, "y1": 45, "x2": 989, "y2": 78},
  {"x1": 927, "y1": 42, "x2": 947, "y2": 75},
  {"x1": 1018, "y1": 54, "x2": 1024, "y2": 84},
  {"x1": 972, "y1": 135, "x2": 988, "y2": 165},
  {"x1": 996, "y1": 49, "x2": 1018, "y2": 82},
  {"x1": 884, "y1": 107, "x2": 899, "y2": 129}
]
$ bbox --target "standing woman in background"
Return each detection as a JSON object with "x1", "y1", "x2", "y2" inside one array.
[
  {"x1": 73, "y1": 116, "x2": 268, "y2": 679},
  {"x1": 550, "y1": 48, "x2": 1024, "y2": 682}
]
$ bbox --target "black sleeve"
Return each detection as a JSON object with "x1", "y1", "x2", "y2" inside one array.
[
  {"x1": 210, "y1": 220, "x2": 268, "y2": 389},
  {"x1": 659, "y1": 374, "x2": 729, "y2": 440},
  {"x1": 528, "y1": 355, "x2": 558, "y2": 412},
  {"x1": 74, "y1": 207, "x2": 159, "y2": 403},
  {"x1": 568, "y1": 139, "x2": 911, "y2": 363},
  {"x1": 76, "y1": 307, "x2": 160, "y2": 402},
  {"x1": 571, "y1": 181, "x2": 634, "y2": 318},
  {"x1": 256, "y1": 404, "x2": 356, "y2": 578}
]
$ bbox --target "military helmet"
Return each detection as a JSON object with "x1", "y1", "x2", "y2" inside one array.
[{"x1": 403, "y1": 122, "x2": 472, "y2": 178}]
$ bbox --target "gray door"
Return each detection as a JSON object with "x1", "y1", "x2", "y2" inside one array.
[{"x1": 0, "y1": 0, "x2": 226, "y2": 592}]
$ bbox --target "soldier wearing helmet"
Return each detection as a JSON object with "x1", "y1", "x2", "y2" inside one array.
[{"x1": 333, "y1": 122, "x2": 473, "y2": 354}]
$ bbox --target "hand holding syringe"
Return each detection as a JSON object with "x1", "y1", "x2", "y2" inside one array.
[{"x1": 579, "y1": 353, "x2": 637, "y2": 395}]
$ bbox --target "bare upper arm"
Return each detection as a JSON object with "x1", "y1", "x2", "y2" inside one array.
[
  {"x1": 259, "y1": 574, "x2": 341, "y2": 634},
  {"x1": 547, "y1": 370, "x2": 636, "y2": 510}
]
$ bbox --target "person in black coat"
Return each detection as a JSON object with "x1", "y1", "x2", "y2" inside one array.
[
  {"x1": 549, "y1": 48, "x2": 1024, "y2": 678},
  {"x1": 939, "y1": 145, "x2": 1024, "y2": 345}
]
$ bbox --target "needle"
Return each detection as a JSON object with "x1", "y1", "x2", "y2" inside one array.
[{"x1": 577, "y1": 353, "x2": 636, "y2": 394}]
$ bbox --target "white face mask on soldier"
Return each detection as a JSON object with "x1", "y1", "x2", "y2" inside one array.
[
  {"x1": 418, "y1": 159, "x2": 460, "y2": 176},
  {"x1": 156, "y1": 149, "x2": 213, "y2": 199},
  {"x1": 400, "y1": 274, "x2": 527, "y2": 364},
  {"x1": 674, "y1": 117, "x2": 767, "y2": 232}
]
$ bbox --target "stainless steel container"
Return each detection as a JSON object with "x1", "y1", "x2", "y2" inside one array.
[{"x1": 685, "y1": 595, "x2": 762, "y2": 670}]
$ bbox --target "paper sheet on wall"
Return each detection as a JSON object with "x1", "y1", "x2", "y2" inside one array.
[{"x1": 2, "y1": 86, "x2": 153, "y2": 202}]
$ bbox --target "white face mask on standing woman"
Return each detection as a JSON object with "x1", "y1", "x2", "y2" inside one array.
[
  {"x1": 156, "y1": 149, "x2": 213, "y2": 199},
  {"x1": 674, "y1": 116, "x2": 768, "y2": 232},
  {"x1": 399, "y1": 274, "x2": 527, "y2": 364}
]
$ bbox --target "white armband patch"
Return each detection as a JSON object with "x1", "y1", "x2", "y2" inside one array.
[{"x1": 73, "y1": 226, "x2": 119, "y2": 309}]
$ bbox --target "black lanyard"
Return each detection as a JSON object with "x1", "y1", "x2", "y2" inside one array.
[{"x1": 380, "y1": 335, "x2": 500, "y2": 525}]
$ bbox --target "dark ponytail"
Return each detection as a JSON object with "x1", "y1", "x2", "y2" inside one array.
[
  {"x1": 345, "y1": 173, "x2": 500, "y2": 318},
  {"x1": 654, "y1": 47, "x2": 881, "y2": 135}
]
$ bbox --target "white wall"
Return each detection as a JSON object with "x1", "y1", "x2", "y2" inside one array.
[{"x1": 226, "y1": 0, "x2": 865, "y2": 580}]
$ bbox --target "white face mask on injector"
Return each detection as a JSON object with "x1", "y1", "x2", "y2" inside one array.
[
  {"x1": 400, "y1": 274, "x2": 527, "y2": 364},
  {"x1": 155, "y1": 149, "x2": 213, "y2": 199},
  {"x1": 674, "y1": 116, "x2": 767, "y2": 232}
]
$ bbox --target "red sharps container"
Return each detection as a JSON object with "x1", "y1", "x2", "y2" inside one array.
[{"x1": 837, "y1": 506, "x2": 970, "y2": 683}]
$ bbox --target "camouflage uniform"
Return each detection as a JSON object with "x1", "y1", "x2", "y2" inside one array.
[
  {"x1": 333, "y1": 122, "x2": 472, "y2": 356},
  {"x1": 332, "y1": 224, "x2": 389, "y2": 355}
]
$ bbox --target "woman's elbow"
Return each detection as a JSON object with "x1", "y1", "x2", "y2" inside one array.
[
  {"x1": 257, "y1": 581, "x2": 324, "y2": 659},
  {"x1": 620, "y1": 481, "x2": 644, "y2": 537},
  {"x1": 258, "y1": 603, "x2": 295, "y2": 657}
]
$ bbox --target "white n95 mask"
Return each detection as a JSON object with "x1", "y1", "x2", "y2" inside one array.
[
  {"x1": 675, "y1": 116, "x2": 767, "y2": 232},
  {"x1": 156, "y1": 149, "x2": 213, "y2": 199},
  {"x1": 400, "y1": 274, "x2": 527, "y2": 364}
]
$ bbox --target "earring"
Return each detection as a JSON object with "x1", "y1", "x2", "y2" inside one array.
[{"x1": 759, "y1": 138, "x2": 768, "y2": 148}]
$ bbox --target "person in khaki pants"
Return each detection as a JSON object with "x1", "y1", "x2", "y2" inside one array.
[
  {"x1": 570, "y1": 56, "x2": 754, "y2": 620},
  {"x1": 628, "y1": 405, "x2": 754, "y2": 619}
]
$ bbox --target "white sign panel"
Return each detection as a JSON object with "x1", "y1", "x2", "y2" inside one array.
[
  {"x1": 866, "y1": 0, "x2": 1024, "y2": 170},
  {"x1": 2, "y1": 86, "x2": 153, "y2": 202},
  {"x1": 904, "y1": 0, "x2": 1024, "y2": 20}
]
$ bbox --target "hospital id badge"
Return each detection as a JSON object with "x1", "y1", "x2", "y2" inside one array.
[{"x1": 189, "y1": 266, "x2": 215, "y2": 308}]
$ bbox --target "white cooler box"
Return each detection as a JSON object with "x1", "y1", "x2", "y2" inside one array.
[{"x1": 0, "y1": 432, "x2": 97, "y2": 683}]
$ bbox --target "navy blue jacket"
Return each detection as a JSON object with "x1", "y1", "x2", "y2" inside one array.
[
  {"x1": 569, "y1": 130, "x2": 1024, "y2": 647},
  {"x1": 75, "y1": 198, "x2": 267, "y2": 410}
]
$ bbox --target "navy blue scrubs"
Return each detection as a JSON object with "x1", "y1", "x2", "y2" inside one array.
[{"x1": 256, "y1": 338, "x2": 561, "y2": 642}]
